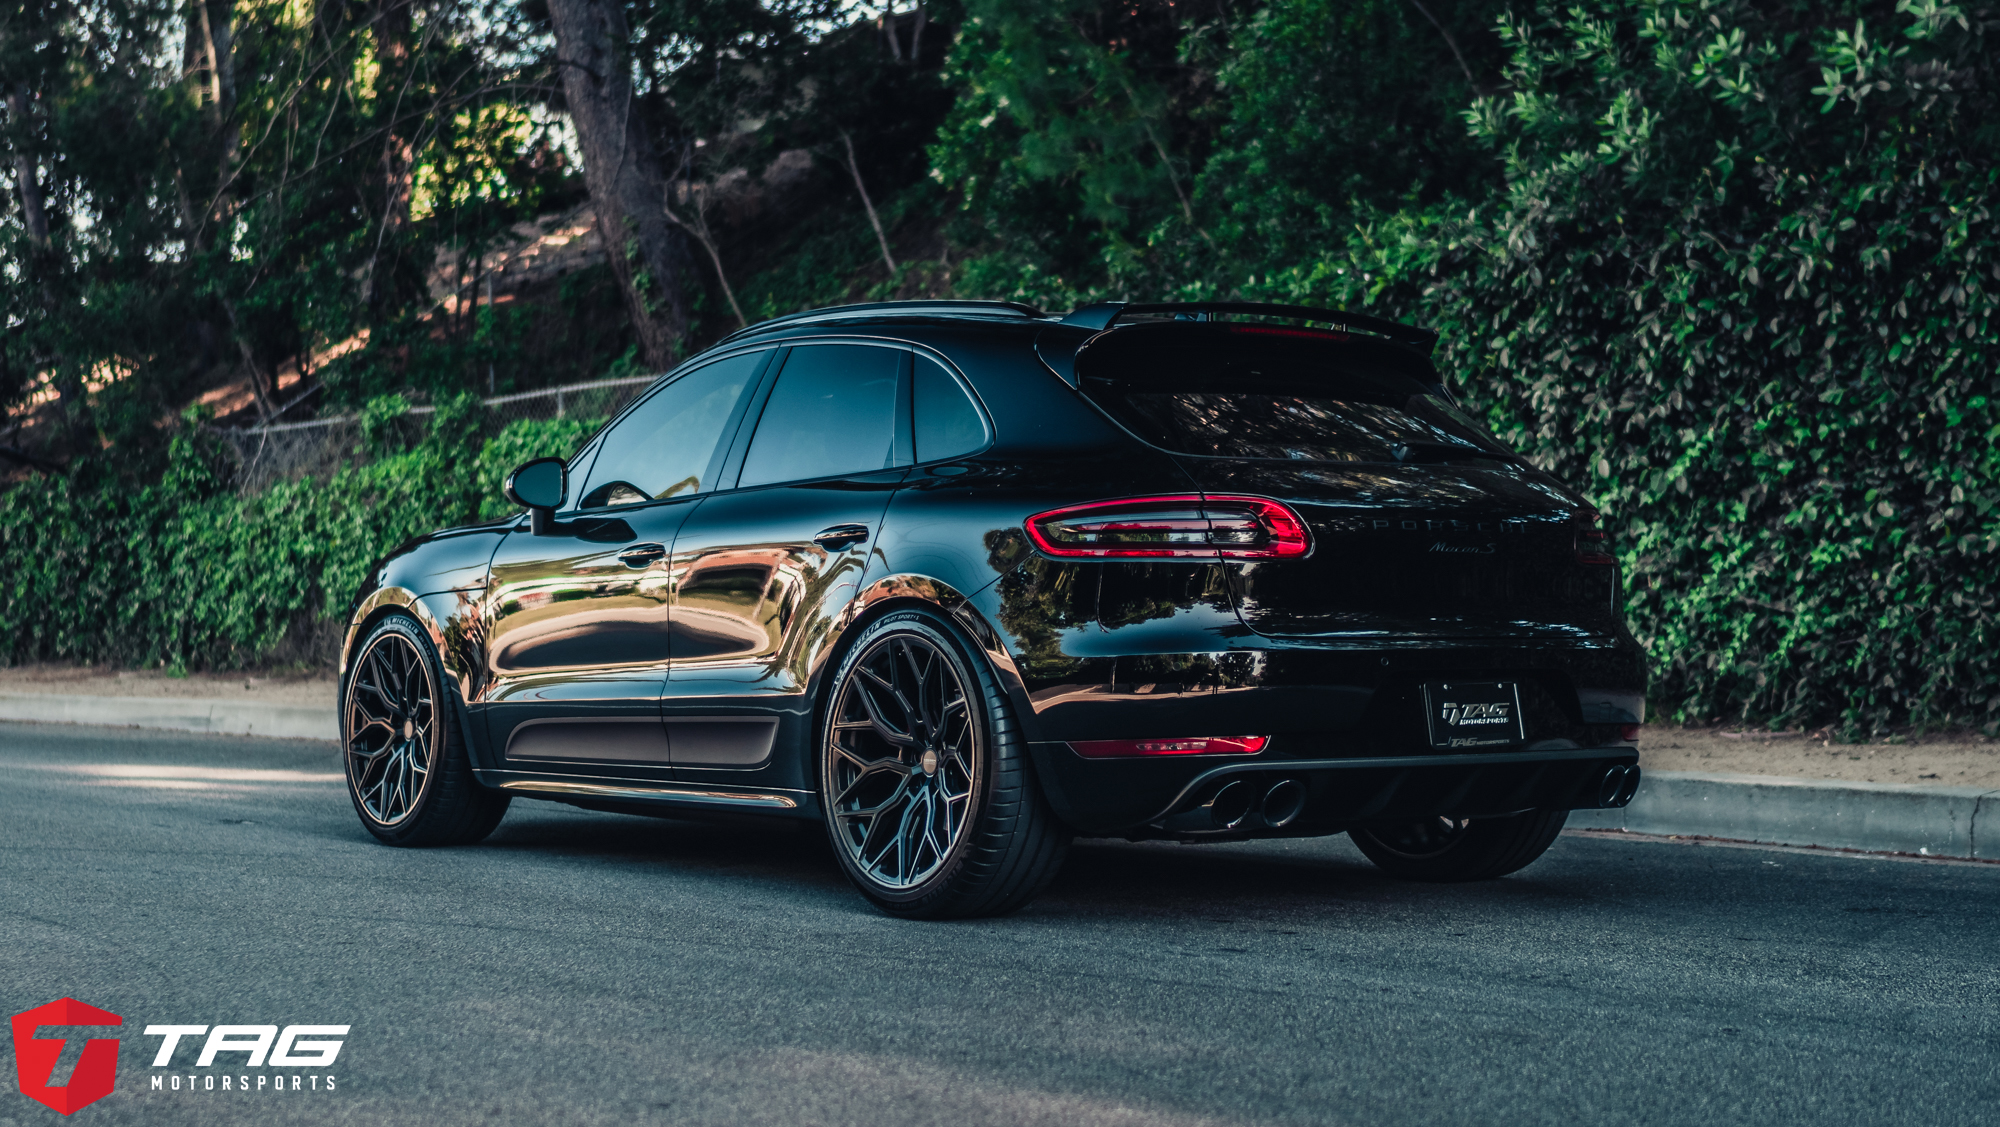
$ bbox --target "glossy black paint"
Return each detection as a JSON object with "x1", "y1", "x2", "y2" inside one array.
[{"x1": 342, "y1": 304, "x2": 1648, "y2": 841}]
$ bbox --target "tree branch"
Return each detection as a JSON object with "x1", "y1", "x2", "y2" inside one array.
[{"x1": 841, "y1": 129, "x2": 897, "y2": 275}]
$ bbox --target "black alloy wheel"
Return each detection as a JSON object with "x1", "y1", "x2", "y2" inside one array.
[
  {"x1": 343, "y1": 615, "x2": 510, "y2": 847},
  {"x1": 820, "y1": 610, "x2": 1069, "y2": 918},
  {"x1": 1349, "y1": 809, "x2": 1569, "y2": 882}
]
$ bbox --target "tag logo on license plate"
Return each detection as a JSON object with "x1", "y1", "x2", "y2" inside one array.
[{"x1": 1423, "y1": 681, "x2": 1525, "y2": 748}]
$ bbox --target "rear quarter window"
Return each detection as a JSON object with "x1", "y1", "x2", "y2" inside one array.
[{"x1": 913, "y1": 355, "x2": 988, "y2": 461}]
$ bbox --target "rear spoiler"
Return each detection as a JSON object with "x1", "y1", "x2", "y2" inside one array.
[{"x1": 1059, "y1": 301, "x2": 1439, "y2": 357}]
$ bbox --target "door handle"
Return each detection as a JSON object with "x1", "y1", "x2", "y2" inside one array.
[
  {"x1": 617, "y1": 543, "x2": 667, "y2": 568},
  {"x1": 812, "y1": 524, "x2": 870, "y2": 551}
]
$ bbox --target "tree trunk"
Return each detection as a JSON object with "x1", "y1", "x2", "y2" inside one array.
[
  {"x1": 371, "y1": 0, "x2": 415, "y2": 238},
  {"x1": 359, "y1": 0, "x2": 418, "y2": 317},
  {"x1": 545, "y1": 0, "x2": 694, "y2": 369},
  {"x1": 4, "y1": 83, "x2": 48, "y2": 251}
]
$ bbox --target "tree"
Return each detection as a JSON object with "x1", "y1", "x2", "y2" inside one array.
[{"x1": 545, "y1": 0, "x2": 696, "y2": 369}]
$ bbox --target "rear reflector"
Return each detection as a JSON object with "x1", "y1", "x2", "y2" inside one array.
[
  {"x1": 1069, "y1": 736, "x2": 1269, "y2": 759},
  {"x1": 1025, "y1": 495, "x2": 1311, "y2": 560},
  {"x1": 1619, "y1": 724, "x2": 1641, "y2": 742}
]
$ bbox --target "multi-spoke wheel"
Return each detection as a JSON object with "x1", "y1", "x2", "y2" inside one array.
[
  {"x1": 346, "y1": 627, "x2": 437, "y2": 826},
  {"x1": 820, "y1": 610, "x2": 1069, "y2": 918},
  {"x1": 343, "y1": 615, "x2": 510, "y2": 847},
  {"x1": 1350, "y1": 809, "x2": 1568, "y2": 882}
]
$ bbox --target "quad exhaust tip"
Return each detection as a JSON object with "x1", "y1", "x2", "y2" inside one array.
[
  {"x1": 1208, "y1": 780, "x2": 1254, "y2": 829},
  {"x1": 1596, "y1": 764, "x2": 1642, "y2": 809},
  {"x1": 1259, "y1": 779, "x2": 1307, "y2": 828}
]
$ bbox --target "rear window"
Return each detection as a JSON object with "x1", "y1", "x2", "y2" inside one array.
[
  {"x1": 1082, "y1": 373, "x2": 1514, "y2": 465},
  {"x1": 1072, "y1": 322, "x2": 1516, "y2": 465}
]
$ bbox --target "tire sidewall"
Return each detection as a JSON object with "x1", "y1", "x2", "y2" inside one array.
[{"x1": 817, "y1": 609, "x2": 1000, "y2": 910}]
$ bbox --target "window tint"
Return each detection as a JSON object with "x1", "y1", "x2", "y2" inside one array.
[
  {"x1": 739, "y1": 345, "x2": 900, "y2": 487},
  {"x1": 913, "y1": 355, "x2": 986, "y2": 461},
  {"x1": 1081, "y1": 370, "x2": 1514, "y2": 465},
  {"x1": 577, "y1": 351, "x2": 763, "y2": 509}
]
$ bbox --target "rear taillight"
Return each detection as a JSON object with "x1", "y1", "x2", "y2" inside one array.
[
  {"x1": 1575, "y1": 510, "x2": 1614, "y2": 566},
  {"x1": 1025, "y1": 495, "x2": 1311, "y2": 560},
  {"x1": 1069, "y1": 736, "x2": 1269, "y2": 759}
]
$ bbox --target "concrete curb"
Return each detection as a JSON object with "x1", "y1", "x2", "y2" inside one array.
[
  {"x1": 1568, "y1": 770, "x2": 2000, "y2": 860},
  {"x1": 0, "y1": 692, "x2": 337, "y2": 742}
]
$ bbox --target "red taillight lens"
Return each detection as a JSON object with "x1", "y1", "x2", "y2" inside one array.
[
  {"x1": 1025, "y1": 495, "x2": 1311, "y2": 560},
  {"x1": 1619, "y1": 724, "x2": 1642, "y2": 742},
  {"x1": 1575, "y1": 510, "x2": 1615, "y2": 566},
  {"x1": 1069, "y1": 736, "x2": 1269, "y2": 759}
]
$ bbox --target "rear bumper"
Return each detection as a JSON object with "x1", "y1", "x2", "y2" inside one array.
[{"x1": 1033, "y1": 742, "x2": 1641, "y2": 837}]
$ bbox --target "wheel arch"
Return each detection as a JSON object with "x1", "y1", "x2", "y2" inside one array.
[
  {"x1": 802, "y1": 573, "x2": 1039, "y2": 784},
  {"x1": 342, "y1": 587, "x2": 444, "y2": 681},
  {"x1": 342, "y1": 587, "x2": 488, "y2": 763}
]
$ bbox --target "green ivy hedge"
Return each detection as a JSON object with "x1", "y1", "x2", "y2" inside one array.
[
  {"x1": 1278, "y1": 0, "x2": 2000, "y2": 734},
  {"x1": 0, "y1": 398, "x2": 601, "y2": 671}
]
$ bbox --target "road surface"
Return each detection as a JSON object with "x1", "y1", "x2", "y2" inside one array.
[{"x1": 2, "y1": 722, "x2": 1995, "y2": 1125}]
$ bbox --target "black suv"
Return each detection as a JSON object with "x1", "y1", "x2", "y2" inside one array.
[{"x1": 340, "y1": 300, "x2": 1646, "y2": 918}]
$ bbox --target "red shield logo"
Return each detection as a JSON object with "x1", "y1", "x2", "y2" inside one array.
[{"x1": 10, "y1": 998, "x2": 122, "y2": 1116}]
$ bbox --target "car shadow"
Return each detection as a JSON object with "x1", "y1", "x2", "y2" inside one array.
[{"x1": 470, "y1": 803, "x2": 1602, "y2": 923}]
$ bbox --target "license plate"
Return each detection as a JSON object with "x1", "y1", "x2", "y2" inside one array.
[{"x1": 1423, "y1": 681, "x2": 1525, "y2": 749}]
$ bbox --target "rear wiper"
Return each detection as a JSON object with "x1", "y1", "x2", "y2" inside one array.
[{"x1": 1391, "y1": 441, "x2": 1521, "y2": 466}]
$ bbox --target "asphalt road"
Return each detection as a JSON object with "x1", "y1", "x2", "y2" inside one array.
[{"x1": 2, "y1": 723, "x2": 1996, "y2": 1127}]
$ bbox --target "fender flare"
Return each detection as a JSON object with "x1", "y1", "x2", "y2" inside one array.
[
  {"x1": 341, "y1": 587, "x2": 487, "y2": 763},
  {"x1": 341, "y1": 587, "x2": 447, "y2": 680},
  {"x1": 808, "y1": 572, "x2": 1039, "y2": 748}
]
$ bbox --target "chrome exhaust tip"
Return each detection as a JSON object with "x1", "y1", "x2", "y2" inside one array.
[
  {"x1": 1259, "y1": 779, "x2": 1306, "y2": 828},
  {"x1": 1596, "y1": 764, "x2": 1641, "y2": 809},
  {"x1": 1208, "y1": 780, "x2": 1254, "y2": 829}
]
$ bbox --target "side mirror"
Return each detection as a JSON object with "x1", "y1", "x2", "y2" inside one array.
[{"x1": 504, "y1": 457, "x2": 568, "y2": 535}]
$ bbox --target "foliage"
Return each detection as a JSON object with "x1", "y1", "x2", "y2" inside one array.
[
  {"x1": 0, "y1": 408, "x2": 601, "y2": 669},
  {"x1": 1266, "y1": 0, "x2": 2000, "y2": 732},
  {"x1": 931, "y1": 0, "x2": 1509, "y2": 300},
  {"x1": 6, "y1": 0, "x2": 1997, "y2": 734}
]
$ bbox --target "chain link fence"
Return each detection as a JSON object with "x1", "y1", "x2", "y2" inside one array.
[{"x1": 211, "y1": 375, "x2": 656, "y2": 494}]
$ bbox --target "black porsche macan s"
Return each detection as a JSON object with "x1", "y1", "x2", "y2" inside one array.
[{"x1": 339, "y1": 299, "x2": 1647, "y2": 918}]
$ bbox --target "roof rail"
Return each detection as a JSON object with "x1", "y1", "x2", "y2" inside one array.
[
  {"x1": 1059, "y1": 301, "x2": 1438, "y2": 355},
  {"x1": 719, "y1": 300, "x2": 1047, "y2": 345}
]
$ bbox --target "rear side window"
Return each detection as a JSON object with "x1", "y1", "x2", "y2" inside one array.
[
  {"x1": 913, "y1": 355, "x2": 986, "y2": 461},
  {"x1": 578, "y1": 351, "x2": 764, "y2": 509},
  {"x1": 739, "y1": 344, "x2": 901, "y2": 487}
]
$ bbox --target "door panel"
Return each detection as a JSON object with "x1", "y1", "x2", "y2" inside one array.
[
  {"x1": 663, "y1": 342, "x2": 912, "y2": 789},
  {"x1": 482, "y1": 504, "x2": 696, "y2": 766},
  {"x1": 478, "y1": 349, "x2": 773, "y2": 768}
]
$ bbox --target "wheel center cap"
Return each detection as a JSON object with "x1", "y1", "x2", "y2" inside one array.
[
  {"x1": 401, "y1": 719, "x2": 414, "y2": 741},
  {"x1": 920, "y1": 749, "x2": 939, "y2": 776}
]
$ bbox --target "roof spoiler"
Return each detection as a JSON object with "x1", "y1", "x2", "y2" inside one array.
[
  {"x1": 719, "y1": 300, "x2": 1046, "y2": 345},
  {"x1": 1059, "y1": 301, "x2": 1438, "y2": 356}
]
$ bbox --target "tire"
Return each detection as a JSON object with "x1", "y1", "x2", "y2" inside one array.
[
  {"x1": 1350, "y1": 809, "x2": 1568, "y2": 882},
  {"x1": 342, "y1": 614, "x2": 510, "y2": 847},
  {"x1": 818, "y1": 609, "x2": 1069, "y2": 919}
]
